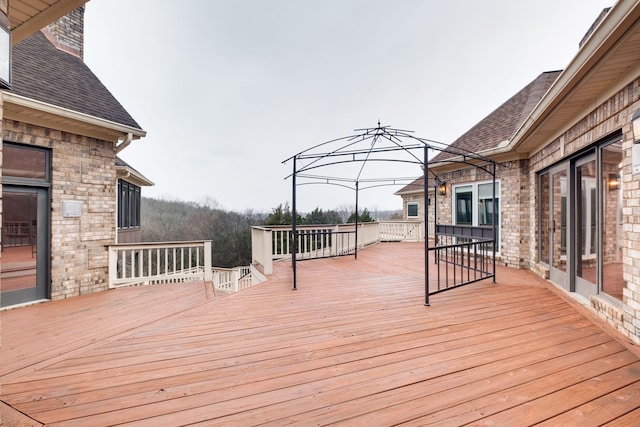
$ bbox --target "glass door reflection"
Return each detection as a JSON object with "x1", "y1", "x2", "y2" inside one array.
[
  {"x1": 575, "y1": 155, "x2": 597, "y2": 298},
  {"x1": 550, "y1": 166, "x2": 569, "y2": 290},
  {"x1": 1, "y1": 189, "x2": 45, "y2": 306}
]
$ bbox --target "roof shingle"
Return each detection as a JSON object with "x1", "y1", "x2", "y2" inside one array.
[
  {"x1": 433, "y1": 70, "x2": 561, "y2": 162},
  {"x1": 8, "y1": 31, "x2": 142, "y2": 131}
]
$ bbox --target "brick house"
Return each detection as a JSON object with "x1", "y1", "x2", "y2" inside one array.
[
  {"x1": 0, "y1": 7, "x2": 150, "y2": 307},
  {"x1": 397, "y1": 0, "x2": 640, "y2": 343}
]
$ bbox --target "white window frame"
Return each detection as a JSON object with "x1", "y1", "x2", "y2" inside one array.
[{"x1": 452, "y1": 180, "x2": 501, "y2": 254}]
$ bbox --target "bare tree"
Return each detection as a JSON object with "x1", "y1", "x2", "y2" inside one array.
[{"x1": 336, "y1": 203, "x2": 354, "y2": 224}]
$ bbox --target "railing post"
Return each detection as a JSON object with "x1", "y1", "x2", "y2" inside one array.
[
  {"x1": 263, "y1": 228, "x2": 273, "y2": 275},
  {"x1": 251, "y1": 227, "x2": 260, "y2": 267},
  {"x1": 204, "y1": 241, "x2": 213, "y2": 283},
  {"x1": 138, "y1": 249, "x2": 144, "y2": 280},
  {"x1": 232, "y1": 269, "x2": 239, "y2": 293},
  {"x1": 108, "y1": 246, "x2": 117, "y2": 289}
]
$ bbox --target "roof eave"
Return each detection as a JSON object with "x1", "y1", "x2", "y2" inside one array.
[
  {"x1": 116, "y1": 166, "x2": 155, "y2": 187},
  {"x1": 509, "y1": 0, "x2": 640, "y2": 154},
  {"x1": 2, "y1": 91, "x2": 147, "y2": 142}
]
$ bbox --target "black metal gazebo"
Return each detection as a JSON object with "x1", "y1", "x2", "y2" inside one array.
[{"x1": 284, "y1": 122, "x2": 498, "y2": 305}]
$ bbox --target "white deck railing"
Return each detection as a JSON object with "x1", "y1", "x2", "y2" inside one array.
[
  {"x1": 251, "y1": 221, "x2": 424, "y2": 275},
  {"x1": 108, "y1": 241, "x2": 213, "y2": 288},
  {"x1": 378, "y1": 220, "x2": 424, "y2": 242},
  {"x1": 108, "y1": 241, "x2": 257, "y2": 294},
  {"x1": 213, "y1": 266, "x2": 253, "y2": 293}
]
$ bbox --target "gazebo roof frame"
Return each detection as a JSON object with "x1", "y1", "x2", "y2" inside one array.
[{"x1": 284, "y1": 122, "x2": 497, "y2": 191}]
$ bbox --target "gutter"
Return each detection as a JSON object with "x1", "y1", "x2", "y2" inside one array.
[{"x1": 116, "y1": 133, "x2": 132, "y2": 153}]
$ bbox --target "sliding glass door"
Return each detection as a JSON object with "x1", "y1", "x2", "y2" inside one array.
[
  {"x1": 538, "y1": 133, "x2": 623, "y2": 302},
  {"x1": 1, "y1": 187, "x2": 49, "y2": 306}
]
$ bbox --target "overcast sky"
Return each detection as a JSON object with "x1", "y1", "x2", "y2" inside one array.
[{"x1": 84, "y1": 0, "x2": 613, "y2": 213}]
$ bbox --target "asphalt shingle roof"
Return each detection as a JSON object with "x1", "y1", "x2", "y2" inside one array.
[
  {"x1": 8, "y1": 31, "x2": 142, "y2": 130},
  {"x1": 433, "y1": 70, "x2": 561, "y2": 162},
  {"x1": 396, "y1": 71, "x2": 561, "y2": 195}
]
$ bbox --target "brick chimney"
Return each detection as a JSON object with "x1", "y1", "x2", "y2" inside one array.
[
  {"x1": 579, "y1": 7, "x2": 611, "y2": 49},
  {"x1": 41, "y1": 6, "x2": 85, "y2": 59}
]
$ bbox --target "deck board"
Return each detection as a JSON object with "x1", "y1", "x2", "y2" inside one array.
[{"x1": 2, "y1": 242, "x2": 640, "y2": 425}]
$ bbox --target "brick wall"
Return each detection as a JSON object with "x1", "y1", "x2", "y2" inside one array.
[
  {"x1": 498, "y1": 160, "x2": 530, "y2": 269},
  {"x1": 3, "y1": 119, "x2": 116, "y2": 299},
  {"x1": 42, "y1": 6, "x2": 84, "y2": 59}
]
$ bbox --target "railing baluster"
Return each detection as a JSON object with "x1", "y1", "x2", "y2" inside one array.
[
  {"x1": 146, "y1": 249, "x2": 150, "y2": 278},
  {"x1": 130, "y1": 249, "x2": 134, "y2": 279},
  {"x1": 155, "y1": 248, "x2": 160, "y2": 277},
  {"x1": 172, "y1": 247, "x2": 176, "y2": 273}
]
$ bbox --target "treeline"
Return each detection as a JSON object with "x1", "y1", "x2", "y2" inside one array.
[
  {"x1": 140, "y1": 198, "x2": 401, "y2": 268},
  {"x1": 265, "y1": 203, "x2": 374, "y2": 225},
  {"x1": 141, "y1": 197, "x2": 265, "y2": 268}
]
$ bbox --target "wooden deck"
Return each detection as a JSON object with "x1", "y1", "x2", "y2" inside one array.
[{"x1": 2, "y1": 242, "x2": 640, "y2": 426}]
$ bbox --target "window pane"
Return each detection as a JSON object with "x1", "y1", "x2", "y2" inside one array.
[
  {"x1": 123, "y1": 182, "x2": 130, "y2": 228},
  {"x1": 407, "y1": 203, "x2": 418, "y2": 217},
  {"x1": 117, "y1": 181, "x2": 122, "y2": 228},
  {"x1": 539, "y1": 172, "x2": 550, "y2": 264},
  {"x1": 478, "y1": 182, "x2": 499, "y2": 199},
  {"x1": 602, "y1": 141, "x2": 623, "y2": 300},
  {"x1": 3, "y1": 144, "x2": 47, "y2": 180},
  {"x1": 134, "y1": 186, "x2": 141, "y2": 227},
  {"x1": 455, "y1": 191, "x2": 472, "y2": 225}
]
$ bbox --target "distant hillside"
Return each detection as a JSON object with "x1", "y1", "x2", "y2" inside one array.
[
  {"x1": 141, "y1": 197, "x2": 266, "y2": 268},
  {"x1": 139, "y1": 197, "x2": 402, "y2": 268}
]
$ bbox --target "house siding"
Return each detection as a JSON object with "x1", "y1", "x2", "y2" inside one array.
[{"x1": 3, "y1": 119, "x2": 116, "y2": 299}]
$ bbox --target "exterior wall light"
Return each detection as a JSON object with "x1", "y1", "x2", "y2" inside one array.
[
  {"x1": 438, "y1": 182, "x2": 447, "y2": 196},
  {"x1": 609, "y1": 173, "x2": 620, "y2": 191}
]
